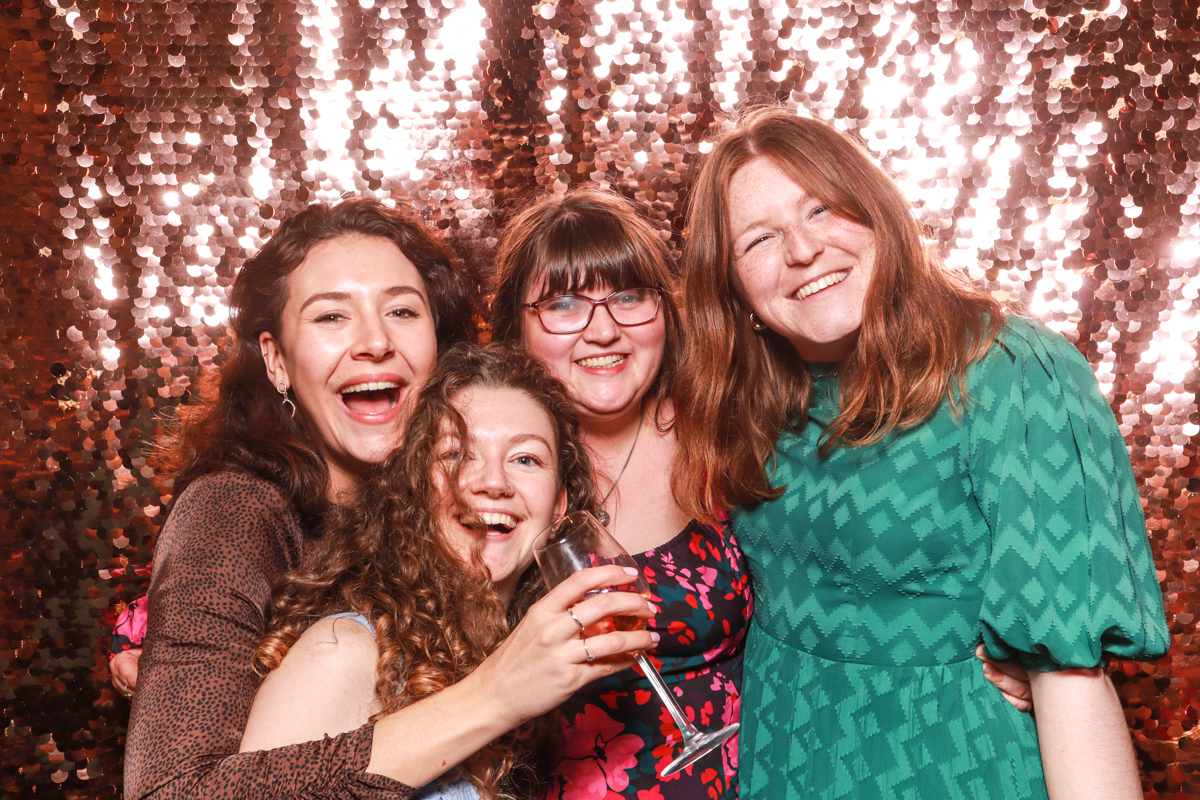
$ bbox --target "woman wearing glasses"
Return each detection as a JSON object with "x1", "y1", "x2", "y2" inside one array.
[{"x1": 490, "y1": 188, "x2": 751, "y2": 800}]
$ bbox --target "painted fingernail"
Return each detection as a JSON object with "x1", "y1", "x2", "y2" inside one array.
[
  {"x1": 650, "y1": 632, "x2": 661, "y2": 643},
  {"x1": 623, "y1": 567, "x2": 639, "y2": 575}
]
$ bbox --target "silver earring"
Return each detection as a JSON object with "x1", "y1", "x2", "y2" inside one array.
[
  {"x1": 749, "y1": 313, "x2": 767, "y2": 332},
  {"x1": 277, "y1": 381, "x2": 296, "y2": 419}
]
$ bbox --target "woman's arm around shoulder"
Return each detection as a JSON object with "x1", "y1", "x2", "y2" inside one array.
[{"x1": 126, "y1": 472, "x2": 411, "y2": 800}]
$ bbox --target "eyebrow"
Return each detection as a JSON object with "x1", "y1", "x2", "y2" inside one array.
[
  {"x1": 509, "y1": 432, "x2": 555, "y2": 451},
  {"x1": 298, "y1": 285, "x2": 427, "y2": 314},
  {"x1": 731, "y1": 189, "x2": 816, "y2": 244}
]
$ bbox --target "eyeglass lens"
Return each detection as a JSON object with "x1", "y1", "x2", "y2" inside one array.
[{"x1": 538, "y1": 288, "x2": 660, "y2": 333}]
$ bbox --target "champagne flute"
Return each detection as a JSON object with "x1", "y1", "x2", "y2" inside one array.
[{"x1": 534, "y1": 510, "x2": 738, "y2": 777}]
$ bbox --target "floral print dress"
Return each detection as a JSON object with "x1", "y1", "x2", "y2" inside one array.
[{"x1": 546, "y1": 519, "x2": 753, "y2": 800}]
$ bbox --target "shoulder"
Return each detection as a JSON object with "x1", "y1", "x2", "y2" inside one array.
[
  {"x1": 237, "y1": 618, "x2": 376, "y2": 748},
  {"x1": 975, "y1": 315, "x2": 1095, "y2": 386},
  {"x1": 239, "y1": 616, "x2": 380, "y2": 751},
  {"x1": 154, "y1": 470, "x2": 307, "y2": 577},
  {"x1": 166, "y1": 470, "x2": 299, "y2": 534},
  {"x1": 996, "y1": 315, "x2": 1088, "y2": 365},
  {"x1": 288, "y1": 616, "x2": 379, "y2": 673},
  {"x1": 174, "y1": 470, "x2": 293, "y2": 515}
]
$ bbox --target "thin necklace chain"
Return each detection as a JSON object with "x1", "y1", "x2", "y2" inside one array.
[{"x1": 596, "y1": 399, "x2": 645, "y2": 527}]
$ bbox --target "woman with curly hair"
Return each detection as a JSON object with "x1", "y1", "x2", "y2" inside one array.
[
  {"x1": 124, "y1": 198, "x2": 478, "y2": 799},
  {"x1": 240, "y1": 342, "x2": 656, "y2": 800}
]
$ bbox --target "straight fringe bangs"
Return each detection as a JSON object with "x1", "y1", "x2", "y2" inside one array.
[
  {"x1": 489, "y1": 187, "x2": 682, "y2": 423},
  {"x1": 673, "y1": 107, "x2": 1002, "y2": 522}
]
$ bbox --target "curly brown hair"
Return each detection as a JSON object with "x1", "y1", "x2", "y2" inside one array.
[
  {"x1": 159, "y1": 198, "x2": 478, "y2": 525},
  {"x1": 254, "y1": 342, "x2": 599, "y2": 799}
]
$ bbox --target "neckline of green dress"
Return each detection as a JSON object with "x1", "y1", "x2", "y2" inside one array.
[{"x1": 807, "y1": 363, "x2": 841, "y2": 427}]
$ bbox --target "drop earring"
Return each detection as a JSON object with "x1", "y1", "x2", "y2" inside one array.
[
  {"x1": 749, "y1": 313, "x2": 767, "y2": 332},
  {"x1": 277, "y1": 381, "x2": 296, "y2": 419}
]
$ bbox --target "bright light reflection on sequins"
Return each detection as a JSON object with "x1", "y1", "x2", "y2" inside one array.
[{"x1": 14, "y1": 0, "x2": 1200, "y2": 794}]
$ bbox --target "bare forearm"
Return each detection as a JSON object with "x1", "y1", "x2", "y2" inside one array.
[
  {"x1": 1029, "y1": 668, "x2": 1142, "y2": 800},
  {"x1": 367, "y1": 566, "x2": 656, "y2": 786},
  {"x1": 366, "y1": 672, "x2": 514, "y2": 786}
]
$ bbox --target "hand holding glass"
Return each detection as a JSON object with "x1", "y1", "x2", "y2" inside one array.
[{"x1": 534, "y1": 511, "x2": 738, "y2": 777}]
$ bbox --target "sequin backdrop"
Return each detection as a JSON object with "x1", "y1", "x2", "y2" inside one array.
[{"x1": 1, "y1": 0, "x2": 1197, "y2": 795}]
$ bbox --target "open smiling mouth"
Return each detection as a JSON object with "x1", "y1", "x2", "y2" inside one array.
[
  {"x1": 340, "y1": 381, "x2": 401, "y2": 415},
  {"x1": 795, "y1": 270, "x2": 849, "y2": 300},
  {"x1": 576, "y1": 354, "x2": 627, "y2": 368},
  {"x1": 458, "y1": 512, "x2": 518, "y2": 535}
]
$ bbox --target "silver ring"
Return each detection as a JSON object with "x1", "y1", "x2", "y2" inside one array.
[
  {"x1": 125, "y1": 690, "x2": 132, "y2": 698},
  {"x1": 568, "y1": 607, "x2": 586, "y2": 633},
  {"x1": 581, "y1": 638, "x2": 595, "y2": 663}
]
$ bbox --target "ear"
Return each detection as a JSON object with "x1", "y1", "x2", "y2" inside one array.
[
  {"x1": 554, "y1": 485, "x2": 568, "y2": 519},
  {"x1": 259, "y1": 331, "x2": 290, "y2": 392}
]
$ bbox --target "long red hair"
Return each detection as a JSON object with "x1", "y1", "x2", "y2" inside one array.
[
  {"x1": 254, "y1": 343, "x2": 599, "y2": 799},
  {"x1": 673, "y1": 107, "x2": 1002, "y2": 520}
]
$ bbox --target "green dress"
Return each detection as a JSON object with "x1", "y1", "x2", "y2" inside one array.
[{"x1": 732, "y1": 317, "x2": 1169, "y2": 799}]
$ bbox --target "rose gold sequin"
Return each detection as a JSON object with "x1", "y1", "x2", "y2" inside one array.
[{"x1": 1, "y1": 0, "x2": 1198, "y2": 796}]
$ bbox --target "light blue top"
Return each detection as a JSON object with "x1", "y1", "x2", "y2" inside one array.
[{"x1": 315, "y1": 612, "x2": 481, "y2": 800}]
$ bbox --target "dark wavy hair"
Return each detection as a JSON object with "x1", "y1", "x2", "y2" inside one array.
[
  {"x1": 675, "y1": 106, "x2": 1002, "y2": 519},
  {"x1": 254, "y1": 342, "x2": 599, "y2": 799},
  {"x1": 159, "y1": 198, "x2": 478, "y2": 524},
  {"x1": 489, "y1": 186, "x2": 681, "y2": 424}
]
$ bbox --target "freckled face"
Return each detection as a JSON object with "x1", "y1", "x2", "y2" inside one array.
[
  {"x1": 260, "y1": 235, "x2": 438, "y2": 487},
  {"x1": 435, "y1": 386, "x2": 567, "y2": 603},
  {"x1": 521, "y1": 283, "x2": 666, "y2": 425},
  {"x1": 728, "y1": 156, "x2": 876, "y2": 363}
]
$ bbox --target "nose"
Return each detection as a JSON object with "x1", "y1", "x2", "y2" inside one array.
[
  {"x1": 465, "y1": 453, "x2": 512, "y2": 498},
  {"x1": 783, "y1": 225, "x2": 823, "y2": 267},
  {"x1": 581, "y1": 302, "x2": 620, "y2": 344},
  {"x1": 352, "y1": 312, "x2": 395, "y2": 361}
]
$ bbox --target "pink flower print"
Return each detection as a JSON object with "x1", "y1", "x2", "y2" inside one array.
[
  {"x1": 636, "y1": 786, "x2": 665, "y2": 800},
  {"x1": 114, "y1": 595, "x2": 148, "y2": 644},
  {"x1": 558, "y1": 705, "x2": 645, "y2": 800}
]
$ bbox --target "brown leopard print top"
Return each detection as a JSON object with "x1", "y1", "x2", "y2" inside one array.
[{"x1": 124, "y1": 471, "x2": 415, "y2": 800}]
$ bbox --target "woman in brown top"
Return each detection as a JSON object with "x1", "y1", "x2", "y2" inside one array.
[
  {"x1": 124, "y1": 198, "x2": 478, "y2": 799},
  {"x1": 240, "y1": 343, "x2": 656, "y2": 800}
]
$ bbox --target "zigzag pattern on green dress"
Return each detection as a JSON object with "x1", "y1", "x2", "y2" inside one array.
[{"x1": 732, "y1": 316, "x2": 1168, "y2": 800}]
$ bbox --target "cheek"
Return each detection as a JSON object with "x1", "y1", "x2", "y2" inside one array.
[
  {"x1": 734, "y1": 262, "x2": 773, "y2": 311},
  {"x1": 523, "y1": 330, "x2": 573, "y2": 380},
  {"x1": 285, "y1": 341, "x2": 337, "y2": 400},
  {"x1": 630, "y1": 323, "x2": 667, "y2": 366},
  {"x1": 407, "y1": 324, "x2": 439, "y2": 380}
]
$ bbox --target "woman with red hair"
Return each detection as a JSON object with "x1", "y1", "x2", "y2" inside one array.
[{"x1": 674, "y1": 107, "x2": 1168, "y2": 799}]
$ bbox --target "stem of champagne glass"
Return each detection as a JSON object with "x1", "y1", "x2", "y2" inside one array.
[{"x1": 633, "y1": 652, "x2": 700, "y2": 741}]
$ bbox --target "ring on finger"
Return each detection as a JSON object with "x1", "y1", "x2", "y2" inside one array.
[
  {"x1": 568, "y1": 607, "x2": 586, "y2": 633},
  {"x1": 581, "y1": 638, "x2": 595, "y2": 663}
]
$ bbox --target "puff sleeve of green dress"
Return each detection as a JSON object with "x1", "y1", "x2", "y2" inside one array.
[{"x1": 732, "y1": 316, "x2": 1169, "y2": 800}]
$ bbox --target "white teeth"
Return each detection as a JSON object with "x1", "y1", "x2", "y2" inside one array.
[
  {"x1": 795, "y1": 271, "x2": 849, "y2": 300},
  {"x1": 470, "y1": 511, "x2": 518, "y2": 529},
  {"x1": 341, "y1": 380, "x2": 400, "y2": 394},
  {"x1": 576, "y1": 354, "x2": 627, "y2": 368}
]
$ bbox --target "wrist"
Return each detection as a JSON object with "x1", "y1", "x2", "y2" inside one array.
[{"x1": 459, "y1": 659, "x2": 528, "y2": 731}]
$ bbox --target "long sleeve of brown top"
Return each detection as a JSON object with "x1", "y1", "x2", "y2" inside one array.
[{"x1": 123, "y1": 471, "x2": 415, "y2": 800}]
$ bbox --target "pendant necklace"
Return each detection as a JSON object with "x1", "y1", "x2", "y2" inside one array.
[{"x1": 595, "y1": 399, "x2": 645, "y2": 527}]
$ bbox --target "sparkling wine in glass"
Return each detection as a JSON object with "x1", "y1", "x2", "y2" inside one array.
[{"x1": 534, "y1": 510, "x2": 738, "y2": 777}]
